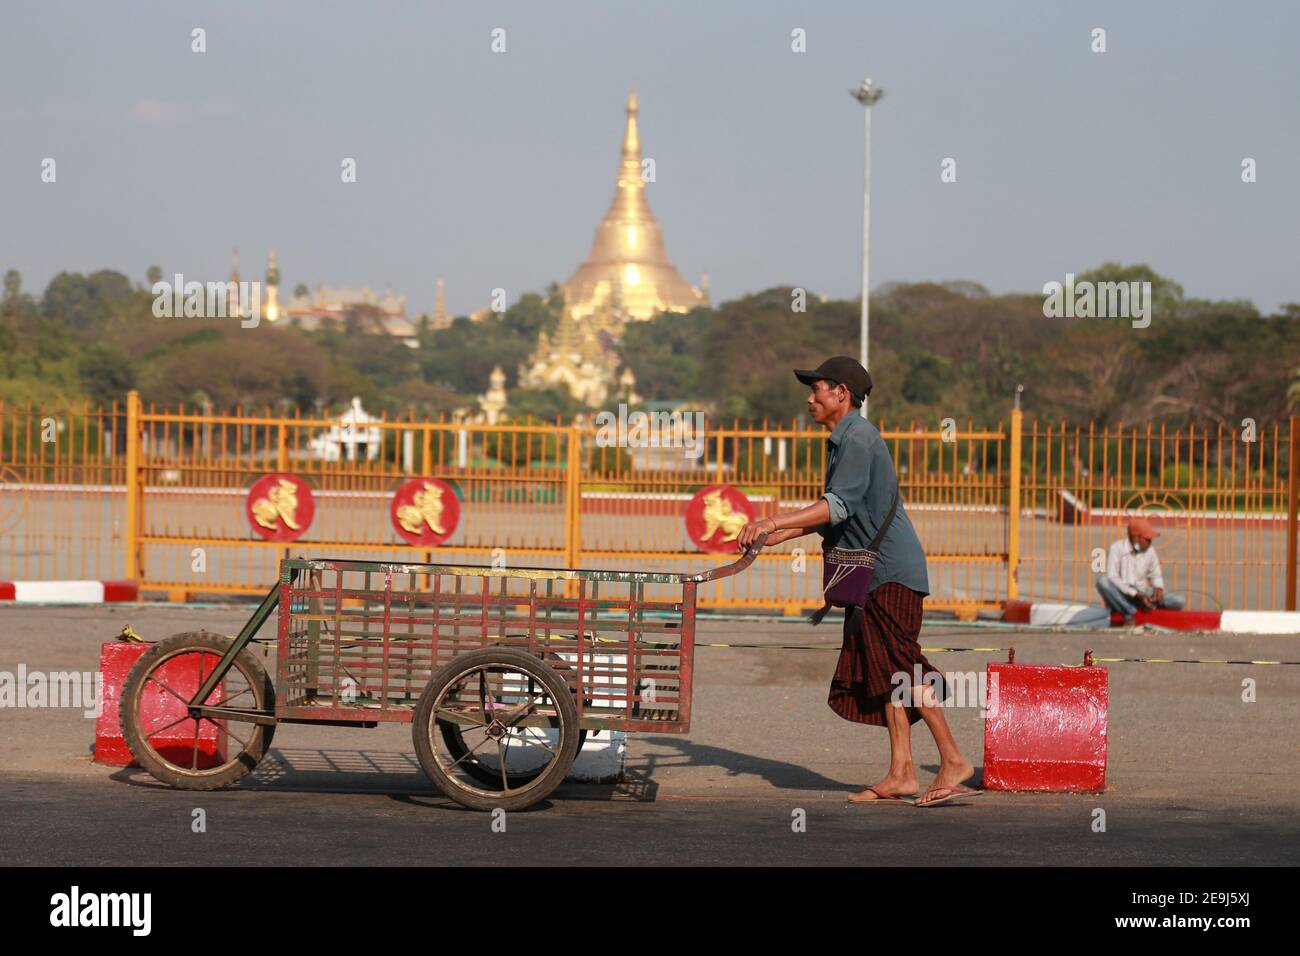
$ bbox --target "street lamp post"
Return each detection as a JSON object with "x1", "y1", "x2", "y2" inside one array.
[{"x1": 850, "y1": 77, "x2": 883, "y2": 418}]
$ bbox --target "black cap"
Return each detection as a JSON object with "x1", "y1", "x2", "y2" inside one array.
[{"x1": 793, "y1": 356, "x2": 873, "y2": 403}]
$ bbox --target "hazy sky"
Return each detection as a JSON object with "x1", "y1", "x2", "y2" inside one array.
[{"x1": 3, "y1": 0, "x2": 1297, "y2": 317}]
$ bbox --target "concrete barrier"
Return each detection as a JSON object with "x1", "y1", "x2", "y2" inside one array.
[
  {"x1": 1, "y1": 580, "x2": 138, "y2": 603},
  {"x1": 94, "y1": 641, "x2": 226, "y2": 768},
  {"x1": 1003, "y1": 599, "x2": 1300, "y2": 634},
  {"x1": 984, "y1": 657, "x2": 1108, "y2": 792}
]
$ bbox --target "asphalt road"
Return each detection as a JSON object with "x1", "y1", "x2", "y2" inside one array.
[{"x1": 1, "y1": 604, "x2": 1297, "y2": 866}]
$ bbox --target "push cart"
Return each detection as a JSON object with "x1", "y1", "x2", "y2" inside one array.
[{"x1": 119, "y1": 539, "x2": 764, "y2": 811}]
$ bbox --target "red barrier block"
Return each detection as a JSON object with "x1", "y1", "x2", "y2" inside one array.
[
  {"x1": 101, "y1": 581, "x2": 140, "y2": 602},
  {"x1": 1109, "y1": 608, "x2": 1222, "y2": 631},
  {"x1": 94, "y1": 641, "x2": 226, "y2": 768},
  {"x1": 984, "y1": 658, "x2": 1108, "y2": 792},
  {"x1": 1001, "y1": 599, "x2": 1032, "y2": 624}
]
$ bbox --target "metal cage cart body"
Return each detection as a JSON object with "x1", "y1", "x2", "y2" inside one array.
[{"x1": 119, "y1": 542, "x2": 762, "y2": 811}]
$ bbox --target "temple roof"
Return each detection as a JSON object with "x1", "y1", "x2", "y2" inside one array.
[{"x1": 561, "y1": 90, "x2": 703, "y2": 322}]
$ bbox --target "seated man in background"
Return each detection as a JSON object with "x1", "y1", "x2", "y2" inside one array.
[{"x1": 1096, "y1": 518, "x2": 1186, "y2": 623}]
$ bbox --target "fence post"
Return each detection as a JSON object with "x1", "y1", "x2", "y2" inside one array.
[
  {"x1": 125, "y1": 390, "x2": 143, "y2": 582},
  {"x1": 1007, "y1": 406, "x2": 1023, "y2": 602},
  {"x1": 565, "y1": 425, "x2": 583, "y2": 571},
  {"x1": 1288, "y1": 416, "x2": 1298, "y2": 611},
  {"x1": 277, "y1": 422, "x2": 289, "y2": 472}
]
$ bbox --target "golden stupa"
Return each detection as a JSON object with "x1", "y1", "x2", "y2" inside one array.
[{"x1": 560, "y1": 90, "x2": 704, "y2": 322}]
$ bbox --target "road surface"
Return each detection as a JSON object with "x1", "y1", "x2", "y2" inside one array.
[{"x1": 1, "y1": 604, "x2": 1296, "y2": 865}]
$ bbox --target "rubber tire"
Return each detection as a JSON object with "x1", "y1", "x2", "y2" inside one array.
[
  {"x1": 413, "y1": 647, "x2": 580, "y2": 811},
  {"x1": 120, "y1": 632, "x2": 276, "y2": 791}
]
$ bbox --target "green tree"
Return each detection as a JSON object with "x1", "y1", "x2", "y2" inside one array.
[
  {"x1": 77, "y1": 343, "x2": 136, "y2": 405},
  {"x1": 136, "y1": 325, "x2": 329, "y2": 410},
  {"x1": 42, "y1": 270, "x2": 132, "y2": 330},
  {"x1": 332, "y1": 329, "x2": 418, "y2": 389},
  {"x1": 621, "y1": 310, "x2": 705, "y2": 400},
  {"x1": 900, "y1": 351, "x2": 950, "y2": 405},
  {"x1": 504, "y1": 291, "x2": 561, "y2": 341},
  {"x1": 1075, "y1": 261, "x2": 1184, "y2": 321},
  {"x1": 507, "y1": 385, "x2": 586, "y2": 423}
]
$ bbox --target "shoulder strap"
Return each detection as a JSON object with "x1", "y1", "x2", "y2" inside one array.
[{"x1": 866, "y1": 485, "x2": 900, "y2": 552}]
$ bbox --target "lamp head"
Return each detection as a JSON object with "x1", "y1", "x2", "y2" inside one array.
[{"x1": 850, "y1": 78, "x2": 884, "y2": 105}]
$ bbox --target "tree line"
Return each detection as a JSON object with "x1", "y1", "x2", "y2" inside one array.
[{"x1": 2, "y1": 263, "x2": 1296, "y2": 429}]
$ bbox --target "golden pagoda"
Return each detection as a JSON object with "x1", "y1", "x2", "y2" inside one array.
[
  {"x1": 560, "y1": 90, "x2": 704, "y2": 322},
  {"x1": 515, "y1": 91, "x2": 703, "y2": 410},
  {"x1": 519, "y1": 301, "x2": 624, "y2": 406}
]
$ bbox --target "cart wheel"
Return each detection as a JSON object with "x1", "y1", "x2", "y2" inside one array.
[
  {"x1": 120, "y1": 632, "x2": 276, "y2": 791},
  {"x1": 414, "y1": 648, "x2": 579, "y2": 811}
]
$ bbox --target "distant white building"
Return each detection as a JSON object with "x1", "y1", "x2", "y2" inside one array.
[
  {"x1": 310, "y1": 397, "x2": 383, "y2": 462},
  {"x1": 281, "y1": 283, "x2": 418, "y2": 347}
]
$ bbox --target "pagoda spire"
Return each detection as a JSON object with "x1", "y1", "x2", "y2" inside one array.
[
  {"x1": 621, "y1": 88, "x2": 640, "y2": 166},
  {"x1": 434, "y1": 277, "x2": 449, "y2": 328},
  {"x1": 264, "y1": 248, "x2": 280, "y2": 321},
  {"x1": 226, "y1": 247, "x2": 241, "y2": 317},
  {"x1": 560, "y1": 89, "x2": 702, "y2": 322}
]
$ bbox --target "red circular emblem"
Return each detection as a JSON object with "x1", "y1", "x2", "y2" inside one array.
[
  {"x1": 685, "y1": 484, "x2": 756, "y2": 553},
  {"x1": 390, "y1": 478, "x2": 461, "y2": 547},
  {"x1": 245, "y1": 473, "x2": 314, "y2": 542}
]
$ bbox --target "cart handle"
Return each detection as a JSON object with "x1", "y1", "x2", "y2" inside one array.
[{"x1": 685, "y1": 530, "x2": 768, "y2": 583}]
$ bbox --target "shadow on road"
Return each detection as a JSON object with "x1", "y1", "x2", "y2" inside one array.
[
  {"x1": 109, "y1": 746, "x2": 437, "y2": 797},
  {"x1": 633, "y1": 737, "x2": 986, "y2": 794},
  {"x1": 632, "y1": 735, "x2": 847, "y2": 791},
  {"x1": 107, "y1": 742, "x2": 985, "y2": 805}
]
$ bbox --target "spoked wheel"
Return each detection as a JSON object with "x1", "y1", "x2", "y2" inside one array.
[
  {"x1": 413, "y1": 648, "x2": 580, "y2": 811},
  {"x1": 120, "y1": 632, "x2": 276, "y2": 790},
  {"x1": 436, "y1": 652, "x2": 588, "y2": 789}
]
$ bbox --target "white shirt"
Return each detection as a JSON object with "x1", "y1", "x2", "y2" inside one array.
[{"x1": 1105, "y1": 538, "x2": 1164, "y2": 596}]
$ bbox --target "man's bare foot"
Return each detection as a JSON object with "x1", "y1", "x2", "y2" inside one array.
[
  {"x1": 849, "y1": 773, "x2": 918, "y2": 802},
  {"x1": 916, "y1": 757, "x2": 975, "y2": 807}
]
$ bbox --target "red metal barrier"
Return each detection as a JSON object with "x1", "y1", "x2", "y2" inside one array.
[
  {"x1": 94, "y1": 641, "x2": 226, "y2": 767},
  {"x1": 983, "y1": 649, "x2": 1108, "y2": 792}
]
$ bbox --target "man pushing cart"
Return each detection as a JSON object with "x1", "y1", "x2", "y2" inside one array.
[{"x1": 737, "y1": 356, "x2": 980, "y2": 808}]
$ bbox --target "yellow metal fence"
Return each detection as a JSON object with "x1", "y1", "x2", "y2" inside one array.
[
  {"x1": 1, "y1": 395, "x2": 1296, "y2": 614},
  {"x1": 1018, "y1": 418, "x2": 1298, "y2": 611}
]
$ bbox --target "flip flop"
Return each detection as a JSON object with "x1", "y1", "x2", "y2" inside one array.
[
  {"x1": 848, "y1": 786, "x2": 916, "y2": 805},
  {"x1": 915, "y1": 784, "x2": 983, "y2": 808}
]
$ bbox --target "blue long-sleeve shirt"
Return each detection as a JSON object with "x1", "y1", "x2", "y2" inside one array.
[{"x1": 820, "y1": 413, "x2": 930, "y2": 596}]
